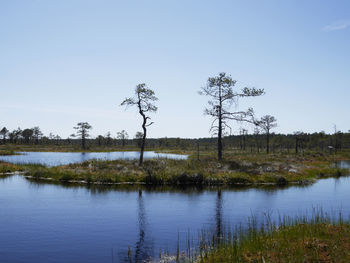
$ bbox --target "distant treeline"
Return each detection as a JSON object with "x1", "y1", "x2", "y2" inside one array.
[
  {"x1": 2, "y1": 73, "x2": 348, "y2": 161},
  {"x1": 1, "y1": 126, "x2": 349, "y2": 154}
]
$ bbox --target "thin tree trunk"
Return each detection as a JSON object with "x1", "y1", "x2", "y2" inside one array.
[
  {"x1": 197, "y1": 140, "x2": 200, "y2": 161},
  {"x1": 266, "y1": 132, "x2": 270, "y2": 154},
  {"x1": 218, "y1": 87, "x2": 223, "y2": 161},
  {"x1": 218, "y1": 117, "x2": 222, "y2": 160},
  {"x1": 140, "y1": 116, "x2": 147, "y2": 166},
  {"x1": 243, "y1": 134, "x2": 246, "y2": 151},
  {"x1": 82, "y1": 130, "x2": 86, "y2": 150}
]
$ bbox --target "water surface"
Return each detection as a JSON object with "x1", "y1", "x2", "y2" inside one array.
[
  {"x1": 0, "y1": 151, "x2": 187, "y2": 166},
  {"x1": 0, "y1": 161, "x2": 349, "y2": 263}
]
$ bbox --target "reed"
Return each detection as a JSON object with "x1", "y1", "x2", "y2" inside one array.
[{"x1": 184, "y1": 209, "x2": 350, "y2": 263}]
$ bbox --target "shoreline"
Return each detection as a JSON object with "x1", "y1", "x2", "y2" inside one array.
[
  {"x1": 2, "y1": 164, "x2": 347, "y2": 188},
  {"x1": 1, "y1": 151, "x2": 349, "y2": 188},
  {"x1": 23, "y1": 174, "x2": 314, "y2": 186}
]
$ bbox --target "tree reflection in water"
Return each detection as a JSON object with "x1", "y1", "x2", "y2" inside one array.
[
  {"x1": 133, "y1": 189, "x2": 154, "y2": 262},
  {"x1": 216, "y1": 190, "x2": 223, "y2": 240}
]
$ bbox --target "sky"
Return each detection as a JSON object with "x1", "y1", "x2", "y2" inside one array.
[{"x1": 0, "y1": 0, "x2": 349, "y2": 139}]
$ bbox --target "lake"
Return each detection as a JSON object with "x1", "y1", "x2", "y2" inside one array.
[
  {"x1": 0, "y1": 161, "x2": 349, "y2": 263},
  {"x1": 0, "y1": 151, "x2": 187, "y2": 166}
]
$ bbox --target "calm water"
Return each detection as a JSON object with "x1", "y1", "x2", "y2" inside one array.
[
  {"x1": 0, "y1": 151, "x2": 187, "y2": 166},
  {"x1": 0, "y1": 161, "x2": 349, "y2": 263}
]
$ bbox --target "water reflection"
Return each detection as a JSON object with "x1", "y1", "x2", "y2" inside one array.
[
  {"x1": 133, "y1": 190, "x2": 153, "y2": 262},
  {"x1": 23, "y1": 176, "x2": 310, "y2": 195},
  {"x1": 0, "y1": 161, "x2": 349, "y2": 263},
  {"x1": 0, "y1": 151, "x2": 187, "y2": 166},
  {"x1": 215, "y1": 190, "x2": 223, "y2": 240},
  {"x1": 337, "y1": 160, "x2": 350, "y2": 169}
]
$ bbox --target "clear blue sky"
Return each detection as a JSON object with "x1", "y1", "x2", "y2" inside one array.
[{"x1": 1, "y1": 0, "x2": 349, "y2": 138}]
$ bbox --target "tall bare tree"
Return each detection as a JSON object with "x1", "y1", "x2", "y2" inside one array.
[
  {"x1": 117, "y1": 130, "x2": 129, "y2": 147},
  {"x1": 74, "y1": 122, "x2": 92, "y2": 150},
  {"x1": 121, "y1": 84, "x2": 158, "y2": 166},
  {"x1": 256, "y1": 115, "x2": 277, "y2": 154},
  {"x1": 199, "y1": 72, "x2": 264, "y2": 160}
]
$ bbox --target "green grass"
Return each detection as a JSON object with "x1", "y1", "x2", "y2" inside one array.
[
  {"x1": 0, "y1": 162, "x2": 26, "y2": 173},
  {"x1": 0, "y1": 149, "x2": 18, "y2": 156},
  {"x1": 2, "y1": 153, "x2": 347, "y2": 186},
  {"x1": 198, "y1": 211, "x2": 350, "y2": 263},
  {"x1": 1, "y1": 148, "x2": 349, "y2": 186}
]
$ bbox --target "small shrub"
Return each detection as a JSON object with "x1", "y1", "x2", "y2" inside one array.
[
  {"x1": 32, "y1": 168, "x2": 47, "y2": 178},
  {"x1": 276, "y1": 176, "x2": 288, "y2": 185},
  {"x1": 227, "y1": 161, "x2": 240, "y2": 170},
  {"x1": 59, "y1": 174, "x2": 73, "y2": 182},
  {"x1": 171, "y1": 172, "x2": 205, "y2": 185},
  {"x1": 84, "y1": 174, "x2": 92, "y2": 184}
]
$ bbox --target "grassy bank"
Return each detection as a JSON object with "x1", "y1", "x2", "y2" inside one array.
[
  {"x1": 1, "y1": 152, "x2": 348, "y2": 186},
  {"x1": 0, "y1": 162, "x2": 27, "y2": 173},
  {"x1": 199, "y1": 214, "x2": 350, "y2": 263},
  {"x1": 0, "y1": 149, "x2": 17, "y2": 156}
]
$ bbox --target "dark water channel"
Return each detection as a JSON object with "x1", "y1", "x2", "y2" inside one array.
[{"x1": 0, "y1": 161, "x2": 349, "y2": 263}]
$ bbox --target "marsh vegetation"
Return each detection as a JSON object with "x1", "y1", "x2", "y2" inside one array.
[
  {"x1": 189, "y1": 210, "x2": 350, "y2": 263},
  {"x1": 1, "y1": 151, "x2": 349, "y2": 188},
  {"x1": 1, "y1": 73, "x2": 350, "y2": 263}
]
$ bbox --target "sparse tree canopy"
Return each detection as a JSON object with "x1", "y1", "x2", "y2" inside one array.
[
  {"x1": 134, "y1": 131, "x2": 144, "y2": 139},
  {"x1": 256, "y1": 115, "x2": 277, "y2": 154},
  {"x1": 199, "y1": 72, "x2": 264, "y2": 160},
  {"x1": 74, "y1": 122, "x2": 92, "y2": 150},
  {"x1": 257, "y1": 115, "x2": 277, "y2": 132},
  {"x1": 121, "y1": 83, "x2": 158, "y2": 166}
]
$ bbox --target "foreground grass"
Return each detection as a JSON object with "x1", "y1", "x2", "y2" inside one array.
[
  {"x1": 1, "y1": 151, "x2": 348, "y2": 186},
  {"x1": 199, "y1": 217, "x2": 350, "y2": 263}
]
